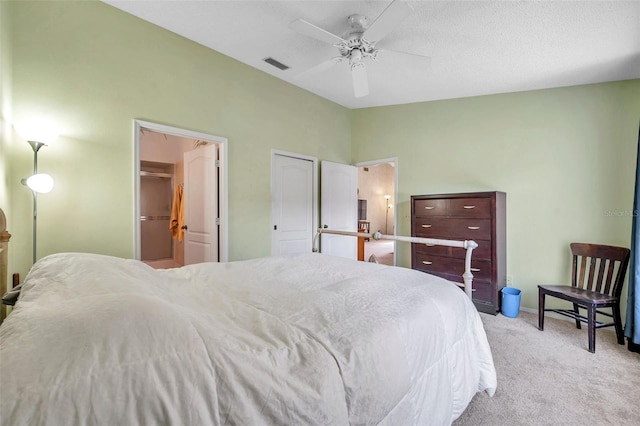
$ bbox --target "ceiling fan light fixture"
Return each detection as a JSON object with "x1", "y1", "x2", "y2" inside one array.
[
  {"x1": 350, "y1": 49, "x2": 363, "y2": 63},
  {"x1": 351, "y1": 62, "x2": 369, "y2": 98}
]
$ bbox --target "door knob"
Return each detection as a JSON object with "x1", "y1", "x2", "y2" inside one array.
[
  {"x1": 181, "y1": 225, "x2": 188, "y2": 230},
  {"x1": 323, "y1": 224, "x2": 328, "y2": 228}
]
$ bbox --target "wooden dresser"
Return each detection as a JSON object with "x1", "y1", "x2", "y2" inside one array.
[{"x1": 411, "y1": 191, "x2": 506, "y2": 314}]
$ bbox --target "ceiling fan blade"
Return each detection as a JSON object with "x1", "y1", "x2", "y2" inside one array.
[
  {"x1": 351, "y1": 63, "x2": 369, "y2": 98},
  {"x1": 376, "y1": 49, "x2": 432, "y2": 66},
  {"x1": 294, "y1": 57, "x2": 344, "y2": 79},
  {"x1": 363, "y1": 0, "x2": 413, "y2": 43},
  {"x1": 289, "y1": 19, "x2": 345, "y2": 45}
]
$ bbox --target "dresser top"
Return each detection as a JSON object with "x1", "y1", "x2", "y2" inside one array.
[{"x1": 411, "y1": 191, "x2": 505, "y2": 200}]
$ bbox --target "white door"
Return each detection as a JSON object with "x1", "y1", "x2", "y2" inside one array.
[
  {"x1": 271, "y1": 154, "x2": 315, "y2": 254},
  {"x1": 320, "y1": 161, "x2": 357, "y2": 259},
  {"x1": 184, "y1": 144, "x2": 218, "y2": 264}
]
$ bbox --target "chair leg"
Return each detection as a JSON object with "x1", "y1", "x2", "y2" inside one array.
[
  {"x1": 538, "y1": 289, "x2": 545, "y2": 331},
  {"x1": 573, "y1": 303, "x2": 581, "y2": 329},
  {"x1": 587, "y1": 304, "x2": 596, "y2": 353},
  {"x1": 612, "y1": 303, "x2": 624, "y2": 345}
]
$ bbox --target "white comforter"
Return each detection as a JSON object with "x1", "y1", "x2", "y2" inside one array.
[{"x1": 0, "y1": 252, "x2": 496, "y2": 425}]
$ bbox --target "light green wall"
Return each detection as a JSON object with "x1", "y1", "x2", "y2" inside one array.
[
  {"x1": 1, "y1": 0, "x2": 12, "y2": 216},
  {"x1": 7, "y1": 0, "x2": 351, "y2": 278},
  {"x1": 352, "y1": 80, "x2": 640, "y2": 312}
]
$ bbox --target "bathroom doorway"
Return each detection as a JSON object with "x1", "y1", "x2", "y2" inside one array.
[
  {"x1": 355, "y1": 159, "x2": 397, "y2": 266},
  {"x1": 134, "y1": 120, "x2": 228, "y2": 267}
]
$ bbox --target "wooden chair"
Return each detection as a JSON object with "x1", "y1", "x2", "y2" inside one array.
[{"x1": 538, "y1": 243, "x2": 630, "y2": 353}]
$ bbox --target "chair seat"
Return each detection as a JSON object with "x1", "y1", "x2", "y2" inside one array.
[{"x1": 538, "y1": 284, "x2": 616, "y2": 305}]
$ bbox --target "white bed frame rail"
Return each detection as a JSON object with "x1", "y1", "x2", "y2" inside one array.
[{"x1": 313, "y1": 229, "x2": 478, "y2": 299}]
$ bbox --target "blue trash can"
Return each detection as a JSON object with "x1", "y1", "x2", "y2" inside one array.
[{"x1": 501, "y1": 287, "x2": 521, "y2": 318}]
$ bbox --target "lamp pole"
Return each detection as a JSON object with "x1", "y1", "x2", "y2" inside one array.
[
  {"x1": 384, "y1": 194, "x2": 391, "y2": 234},
  {"x1": 25, "y1": 141, "x2": 46, "y2": 264},
  {"x1": 385, "y1": 206, "x2": 389, "y2": 234}
]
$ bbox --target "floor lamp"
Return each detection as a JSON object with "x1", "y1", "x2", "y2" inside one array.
[
  {"x1": 384, "y1": 194, "x2": 391, "y2": 234},
  {"x1": 15, "y1": 123, "x2": 56, "y2": 264}
]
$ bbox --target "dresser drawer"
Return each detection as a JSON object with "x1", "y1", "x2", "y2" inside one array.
[
  {"x1": 470, "y1": 280, "x2": 496, "y2": 305},
  {"x1": 414, "y1": 199, "x2": 447, "y2": 216},
  {"x1": 415, "y1": 239, "x2": 492, "y2": 262},
  {"x1": 413, "y1": 253, "x2": 492, "y2": 281},
  {"x1": 414, "y1": 242, "x2": 451, "y2": 257},
  {"x1": 414, "y1": 218, "x2": 492, "y2": 240},
  {"x1": 448, "y1": 198, "x2": 491, "y2": 218},
  {"x1": 450, "y1": 239, "x2": 492, "y2": 261},
  {"x1": 418, "y1": 270, "x2": 495, "y2": 305}
]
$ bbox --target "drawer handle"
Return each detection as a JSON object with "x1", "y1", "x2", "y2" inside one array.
[
  {"x1": 463, "y1": 205, "x2": 476, "y2": 209},
  {"x1": 424, "y1": 206, "x2": 435, "y2": 210},
  {"x1": 422, "y1": 261, "x2": 433, "y2": 265},
  {"x1": 421, "y1": 224, "x2": 432, "y2": 228},
  {"x1": 470, "y1": 268, "x2": 480, "y2": 272},
  {"x1": 467, "y1": 226, "x2": 480, "y2": 230}
]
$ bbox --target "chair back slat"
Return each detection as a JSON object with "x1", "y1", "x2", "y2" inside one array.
[
  {"x1": 595, "y1": 258, "x2": 607, "y2": 292},
  {"x1": 603, "y1": 259, "x2": 616, "y2": 294},
  {"x1": 576, "y1": 256, "x2": 588, "y2": 289},
  {"x1": 570, "y1": 243, "x2": 630, "y2": 297},
  {"x1": 586, "y1": 257, "x2": 597, "y2": 291}
]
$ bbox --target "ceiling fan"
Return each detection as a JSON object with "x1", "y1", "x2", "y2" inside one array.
[{"x1": 289, "y1": 0, "x2": 431, "y2": 98}]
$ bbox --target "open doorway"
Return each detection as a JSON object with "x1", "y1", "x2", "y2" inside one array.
[
  {"x1": 356, "y1": 159, "x2": 397, "y2": 266},
  {"x1": 134, "y1": 120, "x2": 228, "y2": 267}
]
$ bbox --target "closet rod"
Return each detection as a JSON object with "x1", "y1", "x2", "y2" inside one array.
[
  {"x1": 140, "y1": 171, "x2": 173, "y2": 178},
  {"x1": 140, "y1": 215, "x2": 171, "y2": 221}
]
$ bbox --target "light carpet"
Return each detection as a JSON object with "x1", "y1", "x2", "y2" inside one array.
[{"x1": 454, "y1": 311, "x2": 640, "y2": 425}]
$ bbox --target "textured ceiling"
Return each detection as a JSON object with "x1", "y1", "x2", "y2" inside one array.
[{"x1": 103, "y1": 0, "x2": 640, "y2": 109}]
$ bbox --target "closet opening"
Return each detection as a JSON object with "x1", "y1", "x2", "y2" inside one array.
[{"x1": 134, "y1": 120, "x2": 229, "y2": 267}]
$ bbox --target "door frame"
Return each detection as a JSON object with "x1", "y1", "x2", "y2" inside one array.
[
  {"x1": 134, "y1": 119, "x2": 229, "y2": 262},
  {"x1": 354, "y1": 157, "x2": 398, "y2": 265},
  {"x1": 270, "y1": 149, "x2": 318, "y2": 254}
]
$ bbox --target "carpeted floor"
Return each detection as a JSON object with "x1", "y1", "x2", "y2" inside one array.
[{"x1": 453, "y1": 311, "x2": 640, "y2": 425}]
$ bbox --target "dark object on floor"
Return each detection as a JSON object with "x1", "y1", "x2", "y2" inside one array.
[
  {"x1": 538, "y1": 243, "x2": 630, "y2": 353},
  {"x1": 2, "y1": 283, "x2": 22, "y2": 306}
]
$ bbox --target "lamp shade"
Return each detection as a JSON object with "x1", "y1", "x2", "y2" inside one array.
[
  {"x1": 13, "y1": 121, "x2": 59, "y2": 144},
  {"x1": 24, "y1": 173, "x2": 54, "y2": 193}
]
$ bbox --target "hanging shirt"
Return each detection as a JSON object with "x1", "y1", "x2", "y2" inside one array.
[{"x1": 169, "y1": 184, "x2": 184, "y2": 241}]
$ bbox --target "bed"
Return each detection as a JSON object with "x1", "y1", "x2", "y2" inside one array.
[{"x1": 0, "y1": 218, "x2": 496, "y2": 425}]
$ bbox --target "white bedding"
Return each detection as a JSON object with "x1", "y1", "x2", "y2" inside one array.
[{"x1": 0, "y1": 252, "x2": 496, "y2": 425}]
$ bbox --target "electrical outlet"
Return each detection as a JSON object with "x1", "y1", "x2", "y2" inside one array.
[{"x1": 506, "y1": 275, "x2": 514, "y2": 286}]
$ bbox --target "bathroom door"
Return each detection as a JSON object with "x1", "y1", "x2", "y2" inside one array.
[{"x1": 183, "y1": 144, "x2": 218, "y2": 264}]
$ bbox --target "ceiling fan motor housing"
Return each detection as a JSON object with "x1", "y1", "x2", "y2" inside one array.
[{"x1": 339, "y1": 28, "x2": 377, "y2": 62}]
